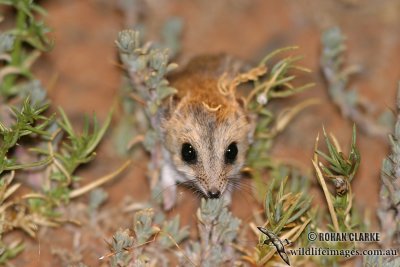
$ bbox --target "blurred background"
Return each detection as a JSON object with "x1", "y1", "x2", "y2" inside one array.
[{"x1": 5, "y1": 0, "x2": 399, "y2": 265}]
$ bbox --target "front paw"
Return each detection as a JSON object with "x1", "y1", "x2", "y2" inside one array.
[
  {"x1": 163, "y1": 186, "x2": 176, "y2": 210},
  {"x1": 223, "y1": 190, "x2": 232, "y2": 205}
]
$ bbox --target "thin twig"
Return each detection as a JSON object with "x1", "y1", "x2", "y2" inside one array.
[
  {"x1": 70, "y1": 160, "x2": 131, "y2": 198},
  {"x1": 312, "y1": 159, "x2": 340, "y2": 232}
]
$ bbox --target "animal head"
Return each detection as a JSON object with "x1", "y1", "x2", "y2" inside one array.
[{"x1": 161, "y1": 95, "x2": 255, "y2": 199}]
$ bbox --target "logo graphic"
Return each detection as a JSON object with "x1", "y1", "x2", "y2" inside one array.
[{"x1": 257, "y1": 227, "x2": 292, "y2": 266}]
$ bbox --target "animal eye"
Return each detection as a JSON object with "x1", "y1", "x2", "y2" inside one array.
[
  {"x1": 225, "y1": 142, "x2": 238, "y2": 164},
  {"x1": 181, "y1": 143, "x2": 197, "y2": 164}
]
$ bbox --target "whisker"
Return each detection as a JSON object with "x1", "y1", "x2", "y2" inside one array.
[
  {"x1": 151, "y1": 177, "x2": 200, "y2": 204},
  {"x1": 227, "y1": 181, "x2": 258, "y2": 207},
  {"x1": 228, "y1": 177, "x2": 257, "y2": 192},
  {"x1": 227, "y1": 176, "x2": 266, "y2": 206},
  {"x1": 229, "y1": 180, "x2": 256, "y2": 193}
]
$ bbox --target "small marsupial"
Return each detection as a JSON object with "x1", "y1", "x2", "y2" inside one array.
[{"x1": 159, "y1": 55, "x2": 255, "y2": 209}]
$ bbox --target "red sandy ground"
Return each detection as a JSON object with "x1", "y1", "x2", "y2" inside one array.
[{"x1": 8, "y1": 0, "x2": 400, "y2": 266}]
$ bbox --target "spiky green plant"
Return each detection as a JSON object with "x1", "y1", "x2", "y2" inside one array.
[
  {"x1": 180, "y1": 199, "x2": 241, "y2": 267},
  {"x1": 363, "y1": 255, "x2": 400, "y2": 267},
  {"x1": 115, "y1": 30, "x2": 178, "y2": 194},
  {"x1": 378, "y1": 83, "x2": 400, "y2": 249},
  {"x1": 311, "y1": 126, "x2": 372, "y2": 266},
  {"x1": 0, "y1": 1, "x2": 124, "y2": 263},
  {"x1": 238, "y1": 46, "x2": 317, "y2": 201},
  {"x1": 0, "y1": 0, "x2": 52, "y2": 97},
  {"x1": 321, "y1": 27, "x2": 389, "y2": 140},
  {"x1": 237, "y1": 166, "x2": 312, "y2": 266},
  {"x1": 105, "y1": 208, "x2": 189, "y2": 267},
  {"x1": 313, "y1": 125, "x2": 361, "y2": 233},
  {"x1": 0, "y1": 97, "x2": 115, "y2": 261}
]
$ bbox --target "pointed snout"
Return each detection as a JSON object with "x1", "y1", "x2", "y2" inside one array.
[{"x1": 207, "y1": 187, "x2": 221, "y2": 199}]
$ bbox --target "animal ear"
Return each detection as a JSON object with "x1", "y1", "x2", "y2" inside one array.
[
  {"x1": 160, "y1": 95, "x2": 179, "y2": 121},
  {"x1": 159, "y1": 95, "x2": 180, "y2": 139},
  {"x1": 236, "y1": 97, "x2": 257, "y2": 144},
  {"x1": 236, "y1": 97, "x2": 246, "y2": 109}
]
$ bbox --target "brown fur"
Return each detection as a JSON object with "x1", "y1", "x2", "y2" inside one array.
[{"x1": 169, "y1": 54, "x2": 238, "y2": 122}]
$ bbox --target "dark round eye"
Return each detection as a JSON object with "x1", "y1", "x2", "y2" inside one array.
[
  {"x1": 181, "y1": 143, "x2": 197, "y2": 164},
  {"x1": 225, "y1": 142, "x2": 238, "y2": 164}
]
